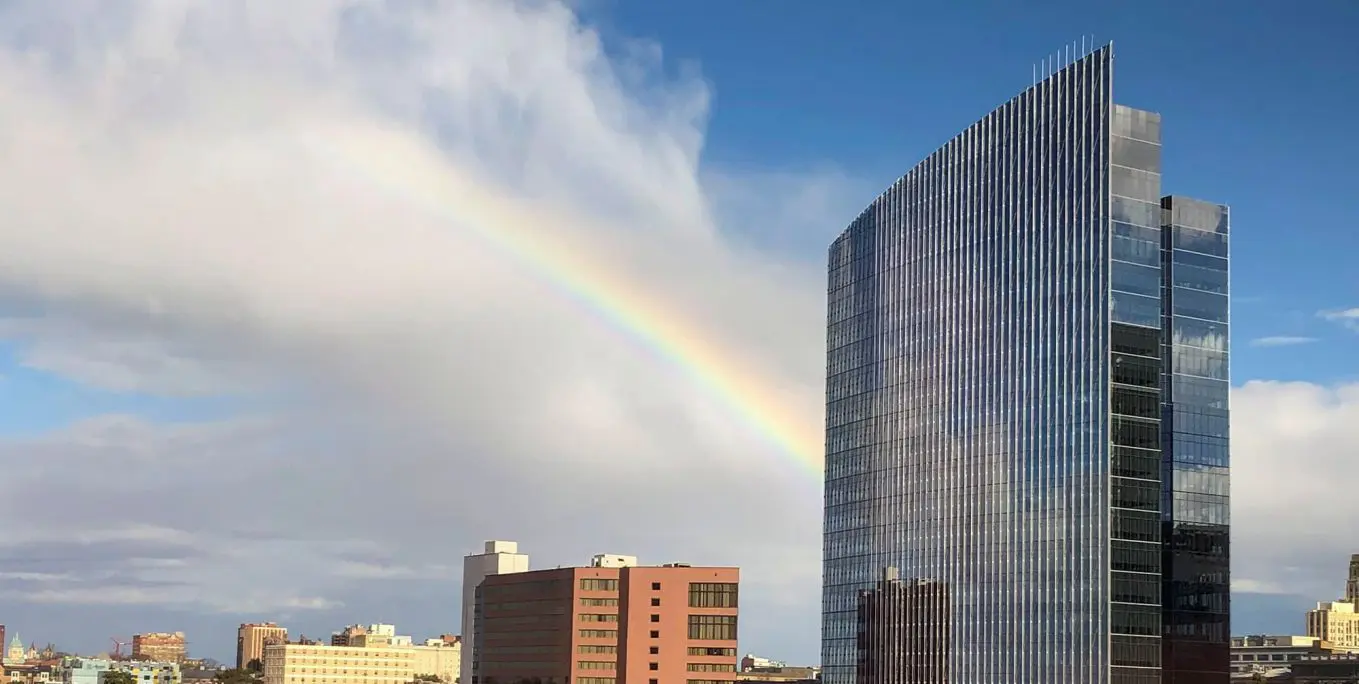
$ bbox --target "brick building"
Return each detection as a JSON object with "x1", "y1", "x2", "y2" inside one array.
[
  {"x1": 471, "y1": 559, "x2": 738, "y2": 684},
  {"x1": 133, "y1": 633, "x2": 187, "y2": 664}
]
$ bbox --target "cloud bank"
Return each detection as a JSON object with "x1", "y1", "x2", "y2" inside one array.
[{"x1": 0, "y1": 0, "x2": 845, "y2": 657}]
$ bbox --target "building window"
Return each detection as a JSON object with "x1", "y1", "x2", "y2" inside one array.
[
  {"x1": 688, "y1": 583, "x2": 738, "y2": 608},
  {"x1": 687, "y1": 647, "x2": 736, "y2": 657},
  {"x1": 649, "y1": 647, "x2": 659, "y2": 655},
  {"x1": 650, "y1": 614, "x2": 660, "y2": 623},
  {"x1": 578, "y1": 630, "x2": 618, "y2": 639},
  {"x1": 577, "y1": 661, "x2": 617, "y2": 671},
  {"x1": 687, "y1": 615, "x2": 737, "y2": 641},
  {"x1": 580, "y1": 579, "x2": 619, "y2": 592},
  {"x1": 687, "y1": 663, "x2": 736, "y2": 672},
  {"x1": 578, "y1": 645, "x2": 618, "y2": 654},
  {"x1": 651, "y1": 582, "x2": 661, "y2": 590},
  {"x1": 651, "y1": 598, "x2": 661, "y2": 607},
  {"x1": 579, "y1": 614, "x2": 619, "y2": 623},
  {"x1": 650, "y1": 631, "x2": 660, "y2": 639},
  {"x1": 649, "y1": 663, "x2": 659, "y2": 671},
  {"x1": 580, "y1": 598, "x2": 620, "y2": 607},
  {"x1": 576, "y1": 679, "x2": 616, "y2": 684}
]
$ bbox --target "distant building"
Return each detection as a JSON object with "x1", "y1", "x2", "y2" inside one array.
[
  {"x1": 741, "y1": 654, "x2": 785, "y2": 671},
  {"x1": 411, "y1": 639, "x2": 460, "y2": 683},
  {"x1": 5, "y1": 663, "x2": 57, "y2": 684},
  {"x1": 1307, "y1": 601, "x2": 1359, "y2": 650},
  {"x1": 179, "y1": 667, "x2": 221, "y2": 684},
  {"x1": 7, "y1": 635, "x2": 26, "y2": 665},
  {"x1": 1348, "y1": 554, "x2": 1359, "y2": 604},
  {"x1": 61, "y1": 658, "x2": 181, "y2": 684},
  {"x1": 132, "y1": 634, "x2": 186, "y2": 664},
  {"x1": 237, "y1": 624, "x2": 288, "y2": 670},
  {"x1": 736, "y1": 654, "x2": 818, "y2": 683},
  {"x1": 262, "y1": 643, "x2": 413, "y2": 684},
  {"x1": 1230, "y1": 635, "x2": 1348, "y2": 677},
  {"x1": 1292, "y1": 653, "x2": 1359, "y2": 682},
  {"x1": 735, "y1": 668, "x2": 819, "y2": 683},
  {"x1": 472, "y1": 559, "x2": 738, "y2": 684},
  {"x1": 590, "y1": 554, "x2": 638, "y2": 569},
  {"x1": 460, "y1": 540, "x2": 528, "y2": 683},
  {"x1": 330, "y1": 625, "x2": 367, "y2": 647}
]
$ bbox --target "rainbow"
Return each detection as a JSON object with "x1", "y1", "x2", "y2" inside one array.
[{"x1": 310, "y1": 123, "x2": 825, "y2": 476}]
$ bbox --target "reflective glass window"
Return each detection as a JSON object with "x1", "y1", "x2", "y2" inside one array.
[
  {"x1": 1112, "y1": 292, "x2": 1161, "y2": 327},
  {"x1": 1111, "y1": 136, "x2": 1162, "y2": 173},
  {"x1": 1172, "y1": 289, "x2": 1228, "y2": 323},
  {"x1": 1112, "y1": 261, "x2": 1161, "y2": 298},
  {"x1": 1171, "y1": 317, "x2": 1228, "y2": 352},
  {"x1": 1172, "y1": 226, "x2": 1228, "y2": 258}
]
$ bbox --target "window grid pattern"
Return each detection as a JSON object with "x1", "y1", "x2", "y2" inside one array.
[
  {"x1": 1107, "y1": 104, "x2": 1165, "y2": 681},
  {"x1": 823, "y1": 46, "x2": 1112, "y2": 683},
  {"x1": 1160, "y1": 196, "x2": 1231, "y2": 683}
]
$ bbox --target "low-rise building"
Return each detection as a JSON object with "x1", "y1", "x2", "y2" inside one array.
[
  {"x1": 1230, "y1": 635, "x2": 1342, "y2": 677},
  {"x1": 4, "y1": 664, "x2": 56, "y2": 684},
  {"x1": 60, "y1": 659, "x2": 181, "y2": 684},
  {"x1": 472, "y1": 559, "x2": 739, "y2": 684},
  {"x1": 1292, "y1": 653, "x2": 1359, "y2": 682},
  {"x1": 262, "y1": 643, "x2": 413, "y2": 684},
  {"x1": 411, "y1": 639, "x2": 460, "y2": 683}
]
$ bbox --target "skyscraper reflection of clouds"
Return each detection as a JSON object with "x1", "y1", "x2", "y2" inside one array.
[{"x1": 822, "y1": 44, "x2": 1230, "y2": 684}]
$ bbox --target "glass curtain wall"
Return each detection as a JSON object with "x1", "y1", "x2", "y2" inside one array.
[{"x1": 823, "y1": 47, "x2": 1112, "y2": 684}]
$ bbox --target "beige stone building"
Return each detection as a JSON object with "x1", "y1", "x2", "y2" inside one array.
[
  {"x1": 410, "y1": 639, "x2": 460, "y2": 684},
  {"x1": 262, "y1": 644, "x2": 414, "y2": 684},
  {"x1": 237, "y1": 624, "x2": 288, "y2": 670},
  {"x1": 1307, "y1": 601, "x2": 1359, "y2": 650}
]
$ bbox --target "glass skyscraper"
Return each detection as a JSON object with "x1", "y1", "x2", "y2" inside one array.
[{"x1": 822, "y1": 45, "x2": 1230, "y2": 684}]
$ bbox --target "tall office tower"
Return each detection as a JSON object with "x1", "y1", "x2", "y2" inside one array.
[
  {"x1": 822, "y1": 44, "x2": 1230, "y2": 684},
  {"x1": 460, "y1": 540, "x2": 529, "y2": 683}
]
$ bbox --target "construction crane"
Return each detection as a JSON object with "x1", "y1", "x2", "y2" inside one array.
[{"x1": 109, "y1": 637, "x2": 130, "y2": 660}]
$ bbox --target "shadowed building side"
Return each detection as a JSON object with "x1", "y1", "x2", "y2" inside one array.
[{"x1": 854, "y1": 568, "x2": 949, "y2": 684}]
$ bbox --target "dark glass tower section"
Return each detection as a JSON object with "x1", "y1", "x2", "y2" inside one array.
[
  {"x1": 856, "y1": 568, "x2": 950, "y2": 684},
  {"x1": 821, "y1": 44, "x2": 1230, "y2": 684},
  {"x1": 1160, "y1": 195, "x2": 1231, "y2": 682}
]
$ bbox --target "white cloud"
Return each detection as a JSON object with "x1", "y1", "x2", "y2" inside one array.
[
  {"x1": 1232, "y1": 381, "x2": 1359, "y2": 604},
  {"x1": 0, "y1": 0, "x2": 828, "y2": 657},
  {"x1": 1249, "y1": 336, "x2": 1318, "y2": 348},
  {"x1": 1320, "y1": 308, "x2": 1359, "y2": 331}
]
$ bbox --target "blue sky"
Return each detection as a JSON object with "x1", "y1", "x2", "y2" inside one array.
[
  {"x1": 594, "y1": 0, "x2": 1359, "y2": 380},
  {"x1": 0, "y1": 0, "x2": 1357, "y2": 664},
  {"x1": 600, "y1": 0, "x2": 1359, "y2": 635}
]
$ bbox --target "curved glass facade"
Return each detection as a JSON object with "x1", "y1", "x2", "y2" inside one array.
[{"x1": 821, "y1": 45, "x2": 1230, "y2": 684}]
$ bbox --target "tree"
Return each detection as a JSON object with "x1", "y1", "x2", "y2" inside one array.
[
  {"x1": 412, "y1": 675, "x2": 441, "y2": 683},
  {"x1": 104, "y1": 671, "x2": 137, "y2": 684},
  {"x1": 246, "y1": 660, "x2": 264, "y2": 674},
  {"x1": 214, "y1": 668, "x2": 260, "y2": 684}
]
